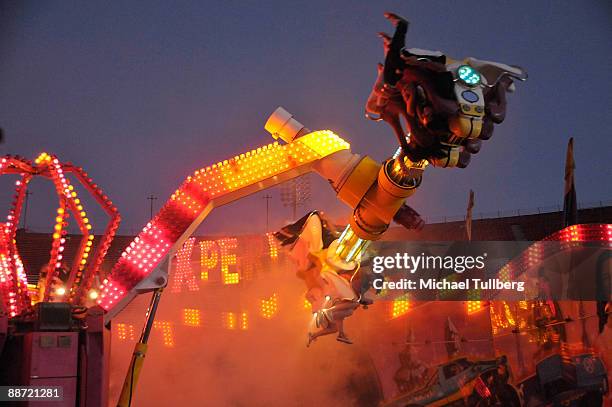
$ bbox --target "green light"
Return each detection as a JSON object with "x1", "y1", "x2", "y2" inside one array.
[{"x1": 457, "y1": 65, "x2": 481, "y2": 86}]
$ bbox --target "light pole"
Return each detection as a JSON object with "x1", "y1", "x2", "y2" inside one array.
[
  {"x1": 22, "y1": 190, "x2": 32, "y2": 230},
  {"x1": 147, "y1": 194, "x2": 157, "y2": 220},
  {"x1": 263, "y1": 194, "x2": 272, "y2": 232},
  {"x1": 280, "y1": 174, "x2": 311, "y2": 221}
]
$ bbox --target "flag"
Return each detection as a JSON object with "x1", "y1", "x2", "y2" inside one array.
[
  {"x1": 466, "y1": 189, "x2": 475, "y2": 241},
  {"x1": 563, "y1": 138, "x2": 577, "y2": 227}
]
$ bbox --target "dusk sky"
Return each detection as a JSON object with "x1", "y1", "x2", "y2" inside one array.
[{"x1": 1, "y1": 1, "x2": 610, "y2": 235}]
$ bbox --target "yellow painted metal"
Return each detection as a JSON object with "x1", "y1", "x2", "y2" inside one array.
[
  {"x1": 116, "y1": 342, "x2": 148, "y2": 407},
  {"x1": 348, "y1": 159, "x2": 418, "y2": 240},
  {"x1": 430, "y1": 147, "x2": 460, "y2": 168},
  {"x1": 449, "y1": 115, "x2": 483, "y2": 139},
  {"x1": 336, "y1": 156, "x2": 380, "y2": 208}
]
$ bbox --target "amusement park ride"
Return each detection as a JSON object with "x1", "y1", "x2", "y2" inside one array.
[{"x1": 0, "y1": 12, "x2": 609, "y2": 407}]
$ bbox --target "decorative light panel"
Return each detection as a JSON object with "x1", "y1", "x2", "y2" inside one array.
[
  {"x1": 153, "y1": 321, "x2": 175, "y2": 347},
  {"x1": 182, "y1": 308, "x2": 201, "y2": 327},
  {"x1": 260, "y1": 293, "x2": 278, "y2": 319},
  {"x1": 390, "y1": 294, "x2": 410, "y2": 319},
  {"x1": 99, "y1": 130, "x2": 349, "y2": 313},
  {"x1": 170, "y1": 238, "x2": 199, "y2": 293},
  {"x1": 0, "y1": 154, "x2": 120, "y2": 315}
]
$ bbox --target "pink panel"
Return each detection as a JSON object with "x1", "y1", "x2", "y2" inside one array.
[{"x1": 27, "y1": 332, "x2": 78, "y2": 378}]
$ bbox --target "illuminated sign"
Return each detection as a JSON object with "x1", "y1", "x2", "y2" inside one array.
[{"x1": 168, "y1": 235, "x2": 282, "y2": 291}]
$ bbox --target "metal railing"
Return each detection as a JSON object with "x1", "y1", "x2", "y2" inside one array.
[{"x1": 422, "y1": 199, "x2": 612, "y2": 224}]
